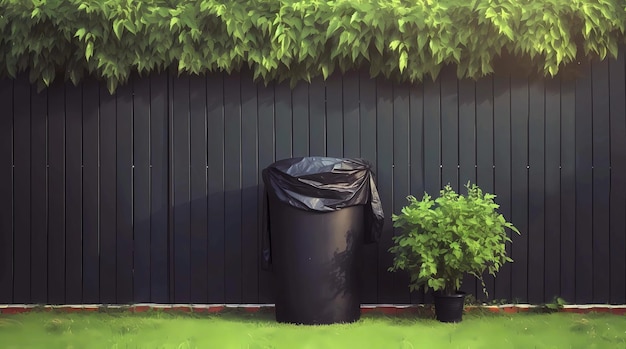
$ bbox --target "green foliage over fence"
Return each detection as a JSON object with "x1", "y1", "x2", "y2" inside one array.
[{"x1": 1, "y1": 0, "x2": 625, "y2": 91}]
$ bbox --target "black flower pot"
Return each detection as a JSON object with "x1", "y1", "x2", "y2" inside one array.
[{"x1": 433, "y1": 292, "x2": 466, "y2": 323}]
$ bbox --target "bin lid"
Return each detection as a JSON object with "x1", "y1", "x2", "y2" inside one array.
[{"x1": 262, "y1": 157, "x2": 383, "y2": 243}]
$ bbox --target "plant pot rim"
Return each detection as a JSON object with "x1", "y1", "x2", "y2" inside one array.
[{"x1": 434, "y1": 291, "x2": 467, "y2": 298}]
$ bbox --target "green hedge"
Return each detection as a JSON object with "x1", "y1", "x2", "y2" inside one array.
[{"x1": 1, "y1": 0, "x2": 625, "y2": 91}]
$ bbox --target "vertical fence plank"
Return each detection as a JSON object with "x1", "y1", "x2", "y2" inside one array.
[
  {"x1": 440, "y1": 67, "x2": 459, "y2": 190},
  {"x1": 0, "y1": 79, "x2": 13, "y2": 303},
  {"x1": 458, "y1": 79, "x2": 476, "y2": 186},
  {"x1": 476, "y1": 77, "x2": 495, "y2": 300},
  {"x1": 99, "y1": 87, "x2": 117, "y2": 303},
  {"x1": 292, "y1": 83, "x2": 309, "y2": 158},
  {"x1": 591, "y1": 59, "x2": 611, "y2": 303},
  {"x1": 560, "y1": 77, "x2": 577, "y2": 302},
  {"x1": 343, "y1": 71, "x2": 359, "y2": 158},
  {"x1": 575, "y1": 61, "x2": 593, "y2": 304},
  {"x1": 275, "y1": 82, "x2": 292, "y2": 160},
  {"x1": 115, "y1": 82, "x2": 134, "y2": 303},
  {"x1": 12, "y1": 76, "x2": 31, "y2": 303},
  {"x1": 392, "y1": 82, "x2": 411, "y2": 303},
  {"x1": 326, "y1": 74, "x2": 342, "y2": 158},
  {"x1": 172, "y1": 75, "x2": 191, "y2": 303},
  {"x1": 133, "y1": 76, "x2": 151, "y2": 302},
  {"x1": 257, "y1": 81, "x2": 275, "y2": 303},
  {"x1": 494, "y1": 75, "x2": 513, "y2": 302},
  {"x1": 458, "y1": 79, "x2": 477, "y2": 297},
  {"x1": 609, "y1": 51, "x2": 626, "y2": 304},
  {"x1": 150, "y1": 73, "x2": 169, "y2": 303},
  {"x1": 528, "y1": 78, "x2": 545, "y2": 303},
  {"x1": 82, "y1": 80, "x2": 99, "y2": 303},
  {"x1": 65, "y1": 84, "x2": 83, "y2": 304},
  {"x1": 359, "y1": 71, "x2": 378, "y2": 303},
  {"x1": 376, "y1": 78, "x2": 395, "y2": 303},
  {"x1": 408, "y1": 82, "x2": 424, "y2": 304},
  {"x1": 224, "y1": 74, "x2": 243, "y2": 303},
  {"x1": 309, "y1": 78, "x2": 326, "y2": 156},
  {"x1": 48, "y1": 83, "x2": 66, "y2": 304},
  {"x1": 422, "y1": 78, "x2": 441, "y2": 303},
  {"x1": 189, "y1": 75, "x2": 208, "y2": 303},
  {"x1": 207, "y1": 75, "x2": 225, "y2": 303},
  {"x1": 423, "y1": 79, "x2": 441, "y2": 196},
  {"x1": 544, "y1": 77, "x2": 561, "y2": 301},
  {"x1": 240, "y1": 72, "x2": 259, "y2": 303},
  {"x1": 31, "y1": 87, "x2": 48, "y2": 303}
]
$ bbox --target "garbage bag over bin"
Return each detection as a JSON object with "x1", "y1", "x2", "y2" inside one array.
[
  {"x1": 261, "y1": 157, "x2": 384, "y2": 324},
  {"x1": 262, "y1": 156, "x2": 384, "y2": 267}
]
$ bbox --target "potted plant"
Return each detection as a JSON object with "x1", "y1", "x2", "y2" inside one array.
[{"x1": 388, "y1": 182, "x2": 520, "y2": 322}]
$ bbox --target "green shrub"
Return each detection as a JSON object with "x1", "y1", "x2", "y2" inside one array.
[
  {"x1": 1, "y1": 0, "x2": 625, "y2": 92},
  {"x1": 389, "y1": 183, "x2": 520, "y2": 296}
]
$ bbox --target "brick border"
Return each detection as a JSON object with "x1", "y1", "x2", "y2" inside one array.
[{"x1": 1, "y1": 304, "x2": 626, "y2": 315}]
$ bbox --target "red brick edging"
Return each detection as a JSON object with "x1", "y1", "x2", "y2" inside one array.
[{"x1": 1, "y1": 304, "x2": 626, "y2": 315}]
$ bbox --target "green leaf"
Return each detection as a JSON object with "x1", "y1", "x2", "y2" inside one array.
[
  {"x1": 113, "y1": 19, "x2": 124, "y2": 39},
  {"x1": 75, "y1": 28, "x2": 86, "y2": 40},
  {"x1": 85, "y1": 42, "x2": 94, "y2": 61},
  {"x1": 170, "y1": 17, "x2": 179, "y2": 30},
  {"x1": 389, "y1": 40, "x2": 401, "y2": 51},
  {"x1": 399, "y1": 50, "x2": 408, "y2": 73}
]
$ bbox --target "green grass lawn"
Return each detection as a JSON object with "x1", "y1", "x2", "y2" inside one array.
[{"x1": 1, "y1": 309, "x2": 625, "y2": 349}]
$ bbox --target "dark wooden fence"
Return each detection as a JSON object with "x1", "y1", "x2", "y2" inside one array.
[{"x1": 1, "y1": 56, "x2": 625, "y2": 305}]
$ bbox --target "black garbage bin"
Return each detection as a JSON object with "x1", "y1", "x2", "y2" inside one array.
[{"x1": 262, "y1": 157, "x2": 384, "y2": 325}]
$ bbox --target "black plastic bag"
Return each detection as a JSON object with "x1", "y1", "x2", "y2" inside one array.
[{"x1": 261, "y1": 157, "x2": 384, "y2": 268}]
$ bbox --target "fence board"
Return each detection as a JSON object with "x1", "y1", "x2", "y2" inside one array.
[
  {"x1": 591, "y1": 59, "x2": 611, "y2": 303},
  {"x1": 440, "y1": 67, "x2": 459, "y2": 190},
  {"x1": 309, "y1": 78, "x2": 326, "y2": 156},
  {"x1": 257, "y1": 81, "x2": 275, "y2": 304},
  {"x1": 172, "y1": 76, "x2": 191, "y2": 303},
  {"x1": 528, "y1": 78, "x2": 545, "y2": 304},
  {"x1": 82, "y1": 80, "x2": 100, "y2": 303},
  {"x1": 292, "y1": 83, "x2": 309, "y2": 157},
  {"x1": 99, "y1": 87, "x2": 117, "y2": 303},
  {"x1": 241, "y1": 73, "x2": 259, "y2": 303},
  {"x1": 133, "y1": 76, "x2": 152, "y2": 302},
  {"x1": 575, "y1": 62, "x2": 594, "y2": 304},
  {"x1": 326, "y1": 75, "x2": 342, "y2": 158},
  {"x1": 407, "y1": 82, "x2": 425, "y2": 304},
  {"x1": 115, "y1": 83, "x2": 134, "y2": 304},
  {"x1": 65, "y1": 84, "x2": 83, "y2": 304},
  {"x1": 609, "y1": 52, "x2": 626, "y2": 304},
  {"x1": 12, "y1": 76, "x2": 31, "y2": 303},
  {"x1": 423, "y1": 79, "x2": 441, "y2": 196},
  {"x1": 476, "y1": 76, "x2": 495, "y2": 300},
  {"x1": 189, "y1": 75, "x2": 208, "y2": 303},
  {"x1": 544, "y1": 77, "x2": 561, "y2": 301},
  {"x1": 376, "y1": 78, "x2": 395, "y2": 303},
  {"x1": 48, "y1": 83, "x2": 66, "y2": 304},
  {"x1": 560, "y1": 78, "x2": 577, "y2": 302},
  {"x1": 150, "y1": 73, "x2": 169, "y2": 302},
  {"x1": 392, "y1": 82, "x2": 411, "y2": 303},
  {"x1": 275, "y1": 82, "x2": 292, "y2": 160},
  {"x1": 224, "y1": 74, "x2": 243, "y2": 303},
  {"x1": 458, "y1": 79, "x2": 477, "y2": 297},
  {"x1": 359, "y1": 72, "x2": 378, "y2": 304},
  {"x1": 494, "y1": 76, "x2": 513, "y2": 302},
  {"x1": 0, "y1": 79, "x2": 12, "y2": 304},
  {"x1": 207, "y1": 75, "x2": 226, "y2": 303},
  {"x1": 343, "y1": 71, "x2": 360, "y2": 158},
  {"x1": 30, "y1": 87, "x2": 48, "y2": 303}
]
